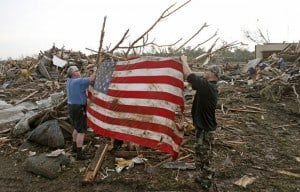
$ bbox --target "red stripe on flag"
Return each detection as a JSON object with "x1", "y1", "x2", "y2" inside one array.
[
  {"x1": 87, "y1": 106, "x2": 182, "y2": 144},
  {"x1": 88, "y1": 57, "x2": 184, "y2": 159},
  {"x1": 115, "y1": 60, "x2": 182, "y2": 72},
  {"x1": 87, "y1": 90, "x2": 175, "y2": 120},
  {"x1": 87, "y1": 118, "x2": 178, "y2": 158},
  {"x1": 107, "y1": 90, "x2": 184, "y2": 106}
]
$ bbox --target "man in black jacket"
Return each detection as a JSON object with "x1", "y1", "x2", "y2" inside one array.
[{"x1": 181, "y1": 56, "x2": 219, "y2": 190}]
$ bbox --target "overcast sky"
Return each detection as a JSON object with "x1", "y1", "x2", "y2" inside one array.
[{"x1": 0, "y1": 0, "x2": 298, "y2": 59}]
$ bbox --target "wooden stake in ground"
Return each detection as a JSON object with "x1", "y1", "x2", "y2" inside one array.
[
  {"x1": 82, "y1": 143, "x2": 109, "y2": 184},
  {"x1": 14, "y1": 90, "x2": 39, "y2": 105}
]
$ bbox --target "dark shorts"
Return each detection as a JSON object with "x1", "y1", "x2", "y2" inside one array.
[{"x1": 68, "y1": 104, "x2": 87, "y2": 133}]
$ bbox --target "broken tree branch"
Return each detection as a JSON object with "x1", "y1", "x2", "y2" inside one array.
[
  {"x1": 242, "y1": 105, "x2": 267, "y2": 112},
  {"x1": 192, "y1": 30, "x2": 218, "y2": 50},
  {"x1": 228, "y1": 108, "x2": 267, "y2": 114},
  {"x1": 174, "y1": 22, "x2": 209, "y2": 53},
  {"x1": 292, "y1": 84, "x2": 300, "y2": 112},
  {"x1": 109, "y1": 29, "x2": 129, "y2": 54},
  {"x1": 14, "y1": 90, "x2": 39, "y2": 105},
  {"x1": 86, "y1": 48, "x2": 127, "y2": 61},
  {"x1": 124, "y1": 0, "x2": 191, "y2": 57},
  {"x1": 96, "y1": 16, "x2": 107, "y2": 65},
  {"x1": 82, "y1": 143, "x2": 109, "y2": 183}
]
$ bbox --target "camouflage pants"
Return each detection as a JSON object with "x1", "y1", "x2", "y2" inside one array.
[{"x1": 195, "y1": 129, "x2": 215, "y2": 182}]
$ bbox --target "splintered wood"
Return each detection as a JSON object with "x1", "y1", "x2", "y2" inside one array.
[{"x1": 82, "y1": 143, "x2": 109, "y2": 184}]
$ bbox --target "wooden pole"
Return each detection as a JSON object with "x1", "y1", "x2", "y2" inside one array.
[
  {"x1": 96, "y1": 16, "x2": 107, "y2": 66},
  {"x1": 14, "y1": 90, "x2": 39, "y2": 105},
  {"x1": 82, "y1": 143, "x2": 109, "y2": 184}
]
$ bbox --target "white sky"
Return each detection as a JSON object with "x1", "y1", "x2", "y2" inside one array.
[{"x1": 0, "y1": 0, "x2": 299, "y2": 59}]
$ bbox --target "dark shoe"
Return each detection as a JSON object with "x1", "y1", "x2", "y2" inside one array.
[
  {"x1": 113, "y1": 139, "x2": 123, "y2": 149},
  {"x1": 109, "y1": 139, "x2": 123, "y2": 154},
  {"x1": 72, "y1": 142, "x2": 77, "y2": 153},
  {"x1": 195, "y1": 177, "x2": 212, "y2": 190},
  {"x1": 76, "y1": 152, "x2": 94, "y2": 160},
  {"x1": 76, "y1": 147, "x2": 94, "y2": 160},
  {"x1": 71, "y1": 149, "x2": 77, "y2": 157}
]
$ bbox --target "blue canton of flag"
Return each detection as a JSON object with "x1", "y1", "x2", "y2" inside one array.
[{"x1": 93, "y1": 59, "x2": 117, "y2": 93}]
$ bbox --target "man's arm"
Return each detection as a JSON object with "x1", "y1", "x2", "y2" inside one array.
[
  {"x1": 89, "y1": 72, "x2": 96, "y2": 85},
  {"x1": 180, "y1": 55, "x2": 192, "y2": 80}
]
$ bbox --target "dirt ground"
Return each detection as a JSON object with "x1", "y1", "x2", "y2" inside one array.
[{"x1": 0, "y1": 77, "x2": 300, "y2": 192}]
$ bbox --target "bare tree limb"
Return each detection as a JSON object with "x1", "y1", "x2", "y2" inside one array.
[
  {"x1": 109, "y1": 29, "x2": 130, "y2": 54},
  {"x1": 96, "y1": 16, "x2": 107, "y2": 65},
  {"x1": 192, "y1": 30, "x2": 218, "y2": 50},
  {"x1": 195, "y1": 40, "x2": 239, "y2": 66},
  {"x1": 124, "y1": 0, "x2": 191, "y2": 57},
  {"x1": 258, "y1": 28, "x2": 269, "y2": 43},
  {"x1": 88, "y1": 0, "x2": 224, "y2": 64},
  {"x1": 195, "y1": 38, "x2": 219, "y2": 62},
  {"x1": 174, "y1": 22, "x2": 209, "y2": 53},
  {"x1": 86, "y1": 48, "x2": 127, "y2": 61},
  {"x1": 292, "y1": 84, "x2": 300, "y2": 112},
  {"x1": 243, "y1": 27, "x2": 270, "y2": 45}
]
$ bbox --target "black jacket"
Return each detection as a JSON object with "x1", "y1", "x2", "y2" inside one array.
[{"x1": 187, "y1": 73, "x2": 218, "y2": 131}]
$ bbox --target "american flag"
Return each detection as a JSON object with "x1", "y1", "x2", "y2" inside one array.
[{"x1": 86, "y1": 56, "x2": 184, "y2": 158}]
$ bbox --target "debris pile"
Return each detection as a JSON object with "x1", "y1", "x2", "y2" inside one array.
[{"x1": 0, "y1": 44, "x2": 299, "y2": 191}]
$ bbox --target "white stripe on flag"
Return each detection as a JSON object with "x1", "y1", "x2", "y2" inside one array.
[
  {"x1": 87, "y1": 101, "x2": 182, "y2": 137},
  {"x1": 114, "y1": 68, "x2": 183, "y2": 81},
  {"x1": 109, "y1": 83, "x2": 183, "y2": 98},
  {"x1": 117, "y1": 56, "x2": 179, "y2": 65},
  {"x1": 90, "y1": 88, "x2": 180, "y2": 112},
  {"x1": 87, "y1": 112, "x2": 180, "y2": 152}
]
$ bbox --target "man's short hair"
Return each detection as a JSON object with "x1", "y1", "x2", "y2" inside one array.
[
  {"x1": 67, "y1": 66, "x2": 79, "y2": 78},
  {"x1": 207, "y1": 65, "x2": 220, "y2": 77}
]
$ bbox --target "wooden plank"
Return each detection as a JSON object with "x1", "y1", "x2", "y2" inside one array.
[
  {"x1": 0, "y1": 128, "x2": 10, "y2": 134},
  {"x1": 114, "y1": 150, "x2": 165, "y2": 158},
  {"x1": 14, "y1": 90, "x2": 39, "y2": 105},
  {"x1": 82, "y1": 143, "x2": 109, "y2": 184},
  {"x1": 57, "y1": 119, "x2": 73, "y2": 134}
]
